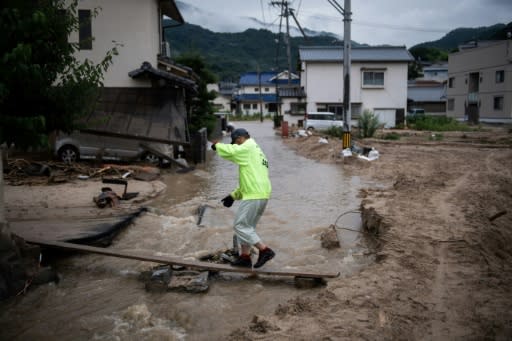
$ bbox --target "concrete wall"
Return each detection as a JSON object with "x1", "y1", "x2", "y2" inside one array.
[
  {"x1": 73, "y1": 0, "x2": 160, "y2": 87},
  {"x1": 447, "y1": 40, "x2": 512, "y2": 122}
]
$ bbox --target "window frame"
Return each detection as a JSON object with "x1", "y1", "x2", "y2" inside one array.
[
  {"x1": 78, "y1": 9, "x2": 92, "y2": 50},
  {"x1": 493, "y1": 96, "x2": 504, "y2": 111},
  {"x1": 447, "y1": 98, "x2": 455, "y2": 111},
  {"x1": 496, "y1": 70, "x2": 505, "y2": 83},
  {"x1": 362, "y1": 70, "x2": 385, "y2": 88}
]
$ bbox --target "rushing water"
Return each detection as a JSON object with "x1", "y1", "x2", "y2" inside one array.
[{"x1": 0, "y1": 121, "x2": 374, "y2": 340}]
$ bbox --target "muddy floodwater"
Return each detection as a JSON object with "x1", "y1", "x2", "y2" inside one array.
[{"x1": 1, "y1": 121, "x2": 375, "y2": 340}]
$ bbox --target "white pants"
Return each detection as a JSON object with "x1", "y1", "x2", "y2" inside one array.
[{"x1": 233, "y1": 199, "x2": 268, "y2": 247}]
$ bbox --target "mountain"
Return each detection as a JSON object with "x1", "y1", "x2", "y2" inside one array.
[
  {"x1": 411, "y1": 22, "x2": 511, "y2": 50},
  {"x1": 165, "y1": 22, "x2": 355, "y2": 81},
  {"x1": 166, "y1": 20, "x2": 511, "y2": 81}
]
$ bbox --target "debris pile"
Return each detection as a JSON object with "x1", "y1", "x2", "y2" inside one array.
[{"x1": 3, "y1": 159, "x2": 160, "y2": 186}]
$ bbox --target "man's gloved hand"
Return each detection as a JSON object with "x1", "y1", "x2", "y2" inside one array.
[
  {"x1": 221, "y1": 195, "x2": 234, "y2": 207},
  {"x1": 211, "y1": 141, "x2": 218, "y2": 151}
]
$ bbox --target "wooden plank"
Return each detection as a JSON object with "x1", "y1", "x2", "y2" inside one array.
[
  {"x1": 26, "y1": 238, "x2": 340, "y2": 279},
  {"x1": 139, "y1": 143, "x2": 191, "y2": 169}
]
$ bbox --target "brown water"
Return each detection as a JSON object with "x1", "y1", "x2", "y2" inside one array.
[{"x1": 0, "y1": 121, "x2": 374, "y2": 340}]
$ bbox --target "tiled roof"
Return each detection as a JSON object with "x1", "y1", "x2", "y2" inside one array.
[
  {"x1": 129, "y1": 61, "x2": 197, "y2": 92},
  {"x1": 299, "y1": 46, "x2": 414, "y2": 62},
  {"x1": 239, "y1": 72, "x2": 300, "y2": 86}
]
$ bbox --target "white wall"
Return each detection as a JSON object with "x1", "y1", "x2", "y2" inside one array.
[
  {"x1": 301, "y1": 61, "x2": 409, "y2": 126},
  {"x1": 73, "y1": 0, "x2": 160, "y2": 87}
]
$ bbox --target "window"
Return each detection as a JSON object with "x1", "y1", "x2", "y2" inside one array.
[
  {"x1": 448, "y1": 77, "x2": 455, "y2": 88},
  {"x1": 243, "y1": 103, "x2": 251, "y2": 109},
  {"x1": 252, "y1": 103, "x2": 258, "y2": 109},
  {"x1": 265, "y1": 87, "x2": 270, "y2": 92},
  {"x1": 351, "y1": 103, "x2": 362, "y2": 117},
  {"x1": 494, "y1": 96, "x2": 504, "y2": 110},
  {"x1": 79, "y1": 9, "x2": 92, "y2": 50},
  {"x1": 362, "y1": 70, "x2": 384, "y2": 87},
  {"x1": 447, "y1": 98, "x2": 455, "y2": 111},
  {"x1": 496, "y1": 70, "x2": 505, "y2": 83},
  {"x1": 254, "y1": 88, "x2": 259, "y2": 92}
]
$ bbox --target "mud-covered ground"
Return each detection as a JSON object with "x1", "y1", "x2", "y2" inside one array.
[
  {"x1": 228, "y1": 126, "x2": 512, "y2": 340},
  {"x1": 3, "y1": 125, "x2": 512, "y2": 340}
]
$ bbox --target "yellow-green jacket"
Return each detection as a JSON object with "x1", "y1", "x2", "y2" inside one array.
[{"x1": 215, "y1": 138, "x2": 271, "y2": 200}]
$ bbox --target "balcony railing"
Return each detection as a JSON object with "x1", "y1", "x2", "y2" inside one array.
[{"x1": 468, "y1": 92, "x2": 479, "y2": 104}]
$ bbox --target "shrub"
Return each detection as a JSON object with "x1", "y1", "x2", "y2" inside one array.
[
  {"x1": 324, "y1": 126, "x2": 344, "y2": 138},
  {"x1": 411, "y1": 116, "x2": 473, "y2": 132},
  {"x1": 358, "y1": 110, "x2": 380, "y2": 138},
  {"x1": 383, "y1": 132, "x2": 401, "y2": 140}
]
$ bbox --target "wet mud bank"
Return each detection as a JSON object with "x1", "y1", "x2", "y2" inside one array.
[{"x1": 262, "y1": 130, "x2": 512, "y2": 340}]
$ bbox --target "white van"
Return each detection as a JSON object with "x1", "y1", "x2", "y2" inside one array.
[{"x1": 304, "y1": 112, "x2": 343, "y2": 131}]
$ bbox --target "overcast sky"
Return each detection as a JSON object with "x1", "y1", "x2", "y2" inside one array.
[{"x1": 177, "y1": 0, "x2": 512, "y2": 48}]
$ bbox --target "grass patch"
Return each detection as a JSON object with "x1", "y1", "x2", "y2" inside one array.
[
  {"x1": 383, "y1": 132, "x2": 401, "y2": 140},
  {"x1": 409, "y1": 116, "x2": 476, "y2": 132}
]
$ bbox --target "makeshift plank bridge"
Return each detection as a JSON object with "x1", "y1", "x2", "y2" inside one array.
[{"x1": 26, "y1": 238, "x2": 340, "y2": 279}]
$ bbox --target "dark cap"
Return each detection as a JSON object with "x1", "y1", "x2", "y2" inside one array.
[{"x1": 231, "y1": 128, "x2": 250, "y2": 144}]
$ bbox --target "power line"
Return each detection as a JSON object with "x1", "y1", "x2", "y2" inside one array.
[{"x1": 305, "y1": 13, "x2": 449, "y2": 33}]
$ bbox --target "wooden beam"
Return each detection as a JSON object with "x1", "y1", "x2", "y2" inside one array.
[{"x1": 26, "y1": 238, "x2": 340, "y2": 279}]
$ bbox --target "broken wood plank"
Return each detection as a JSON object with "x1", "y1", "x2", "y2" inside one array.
[
  {"x1": 139, "y1": 143, "x2": 191, "y2": 169},
  {"x1": 25, "y1": 238, "x2": 340, "y2": 279}
]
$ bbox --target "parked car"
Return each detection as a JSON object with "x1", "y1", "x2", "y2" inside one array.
[
  {"x1": 304, "y1": 112, "x2": 343, "y2": 131},
  {"x1": 54, "y1": 130, "x2": 172, "y2": 165}
]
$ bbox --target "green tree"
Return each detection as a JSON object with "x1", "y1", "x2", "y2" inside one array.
[
  {"x1": 409, "y1": 46, "x2": 449, "y2": 64},
  {"x1": 0, "y1": 0, "x2": 118, "y2": 149},
  {"x1": 174, "y1": 52, "x2": 218, "y2": 135}
]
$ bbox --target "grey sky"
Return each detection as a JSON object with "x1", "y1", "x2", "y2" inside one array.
[{"x1": 177, "y1": 0, "x2": 512, "y2": 47}]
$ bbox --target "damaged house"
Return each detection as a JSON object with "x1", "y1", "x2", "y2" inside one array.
[{"x1": 56, "y1": 0, "x2": 199, "y2": 164}]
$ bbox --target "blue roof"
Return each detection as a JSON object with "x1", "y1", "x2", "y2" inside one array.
[
  {"x1": 234, "y1": 94, "x2": 278, "y2": 103},
  {"x1": 299, "y1": 46, "x2": 414, "y2": 62}
]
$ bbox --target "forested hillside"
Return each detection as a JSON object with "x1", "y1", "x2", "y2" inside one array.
[
  {"x1": 166, "y1": 21, "x2": 512, "y2": 81},
  {"x1": 165, "y1": 22, "x2": 355, "y2": 81}
]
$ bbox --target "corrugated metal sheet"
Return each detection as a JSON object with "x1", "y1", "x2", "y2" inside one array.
[{"x1": 299, "y1": 46, "x2": 414, "y2": 62}]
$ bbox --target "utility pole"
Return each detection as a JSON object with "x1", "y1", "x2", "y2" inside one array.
[
  {"x1": 271, "y1": 1, "x2": 293, "y2": 85},
  {"x1": 327, "y1": 0, "x2": 352, "y2": 149},
  {"x1": 284, "y1": 1, "x2": 291, "y2": 84},
  {"x1": 258, "y1": 65, "x2": 263, "y2": 122},
  {"x1": 343, "y1": 0, "x2": 351, "y2": 149}
]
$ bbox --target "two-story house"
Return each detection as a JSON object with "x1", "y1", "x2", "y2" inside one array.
[
  {"x1": 70, "y1": 0, "x2": 198, "y2": 159},
  {"x1": 299, "y1": 45, "x2": 413, "y2": 128},
  {"x1": 232, "y1": 71, "x2": 303, "y2": 119},
  {"x1": 446, "y1": 40, "x2": 512, "y2": 123}
]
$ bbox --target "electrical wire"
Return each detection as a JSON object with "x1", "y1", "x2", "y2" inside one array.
[{"x1": 333, "y1": 209, "x2": 362, "y2": 233}]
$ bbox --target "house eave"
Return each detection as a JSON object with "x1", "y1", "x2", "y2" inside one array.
[{"x1": 129, "y1": 62, "x2": 197, "y2": 93}]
